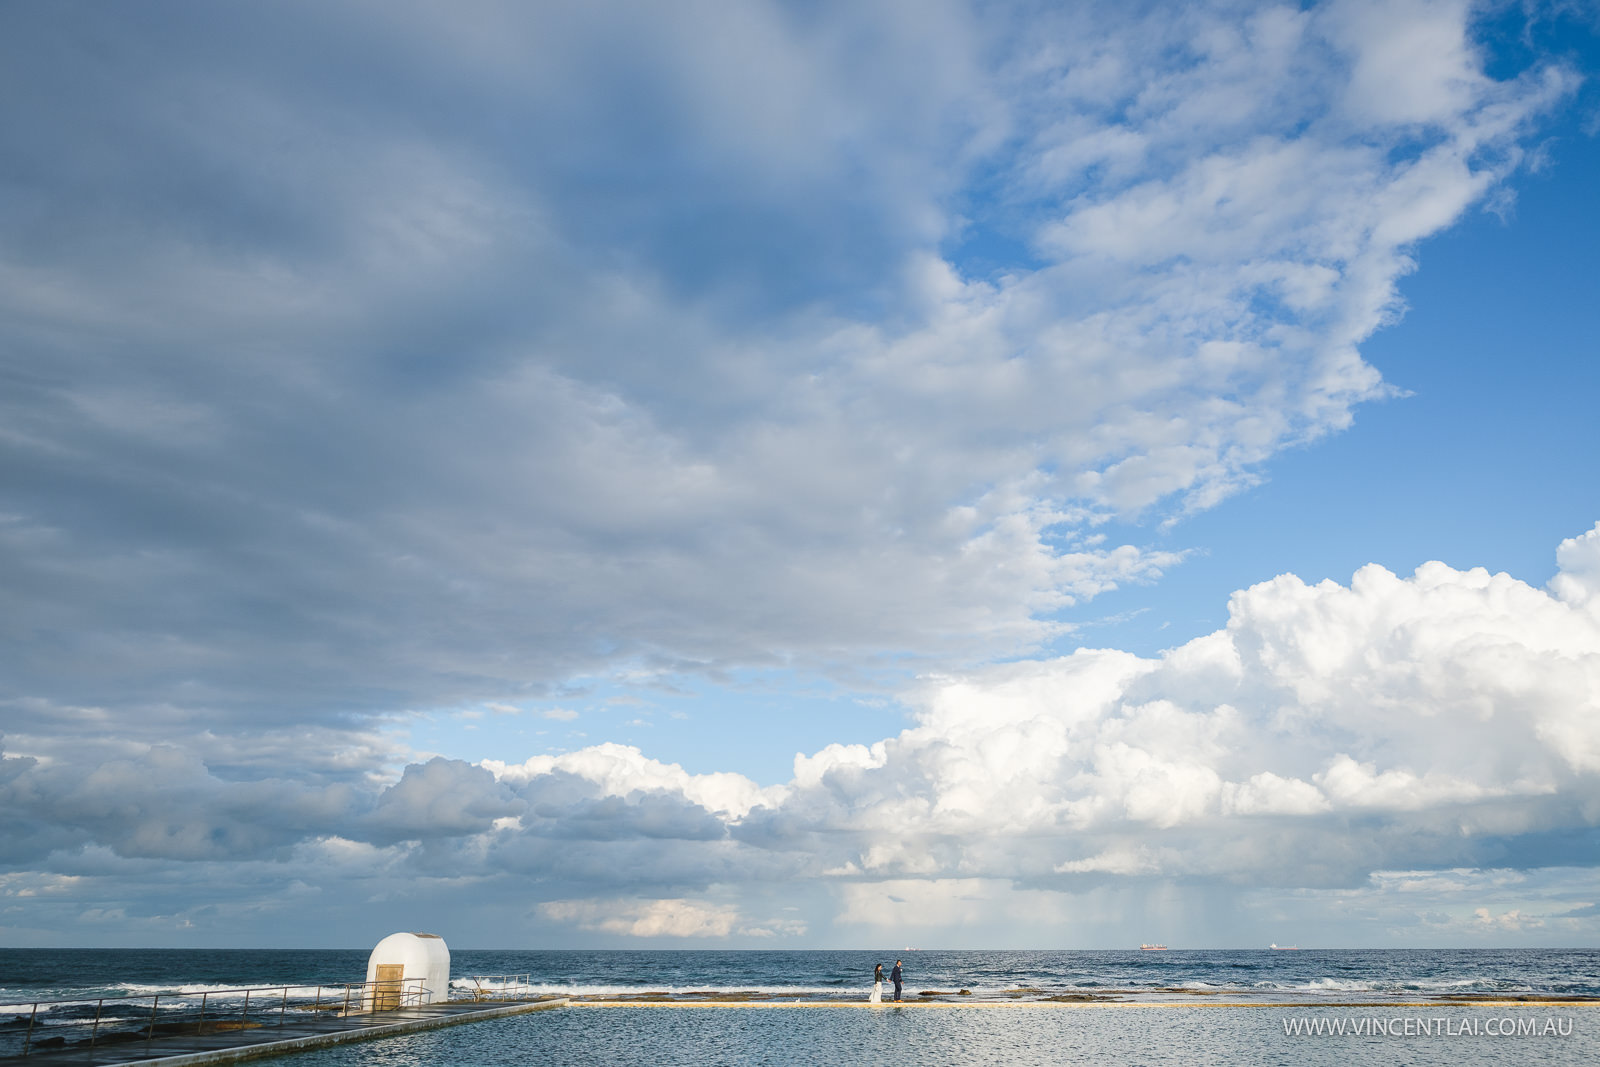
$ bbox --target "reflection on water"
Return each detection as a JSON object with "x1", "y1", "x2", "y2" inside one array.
[{"x1": 292, "y1": 1004, "x2": 1597, "y2": 1067}]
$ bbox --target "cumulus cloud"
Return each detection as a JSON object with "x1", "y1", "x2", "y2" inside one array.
[
  {"x1": 835, "y1": 878, "x2": 1074, "y2": 929},
  {"x1": 0, "y1": 741, "x2": 359, "y2": 863},
  {"x1": 538, "y1": 897, "x2": 803, "y2": 940},
  {"x1": 364, "y1": 758, "x2": 523, "y2": 843},
  {"x1": 1552, "y1": 523, "x2": 1600, "y2": 617},
  {"x1": 742, "y1": 523, "x2": 1600, "y2": 890},
  {"x1": 8, "y1": 524, "x2": 1600, "y2": 945},
  {"x1": 484, "y1": 743, "x2": 775, "y2": 819}
]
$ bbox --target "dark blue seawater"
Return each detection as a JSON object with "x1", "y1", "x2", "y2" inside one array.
[
  {"x1": 4, "y1": 947, "x2": 1600, "y2": 1005},
  {"x1": 3, "y1": 950, "x2": 1597, "y2": 1064},
  {"x1": 289, "y1": 1003, "x2": 1596, "y2": 1067}
]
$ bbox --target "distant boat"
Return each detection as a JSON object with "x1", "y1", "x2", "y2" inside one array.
[
  {"x1": 1269, "y1": 943, "x2": 1299, "y2": 950},
  {"x1": 1139, "y1": 943, "x2": 1168, "y2": 951}
]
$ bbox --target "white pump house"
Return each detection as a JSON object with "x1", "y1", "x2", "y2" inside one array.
[{"x1": 363, "y1": 932, "x2": 451, "y2": 1009}]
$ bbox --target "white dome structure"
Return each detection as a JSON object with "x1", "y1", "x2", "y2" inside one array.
[{"x1": 364, "y1": 932, "x2": 450, "y2": 1009}]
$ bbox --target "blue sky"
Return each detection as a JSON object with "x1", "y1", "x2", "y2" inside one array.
[{"x1": 3, "y1": 0, "x2": 1600, "y2": 950}]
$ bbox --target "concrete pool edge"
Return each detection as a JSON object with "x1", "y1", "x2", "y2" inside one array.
[{"x1": 51, "y1": 999, "x2": 569, "y2": 1067}]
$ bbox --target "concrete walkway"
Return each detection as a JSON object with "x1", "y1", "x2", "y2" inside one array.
[{"x1": 6, "y1": 998, "x2": 567, "y2": 1067}]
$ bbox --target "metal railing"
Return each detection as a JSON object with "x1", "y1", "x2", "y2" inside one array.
[
  {"x1": 4, "y1": 978, "x2": 432, "y2": 1058},
  {"x1": 453, "y1": 973, "x2": 536, "y2": 1002}
]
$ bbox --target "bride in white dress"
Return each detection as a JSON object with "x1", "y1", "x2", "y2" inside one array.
[{"x1": 870, "y1": 963, "x2": 884, "y2": 1004}]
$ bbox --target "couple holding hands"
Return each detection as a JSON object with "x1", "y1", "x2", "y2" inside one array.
[{"x1": 869, "y1": 960, "x2": 903, "y2": 1004}]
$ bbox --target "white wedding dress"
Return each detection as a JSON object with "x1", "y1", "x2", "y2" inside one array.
[{"x1": 869, "y1": 978, "x2": 882, "y2": 1004}]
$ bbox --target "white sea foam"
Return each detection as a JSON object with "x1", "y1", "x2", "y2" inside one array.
[
  {"x1": 0, "y1": 982, "x2": 352, "y2": 1013},
  {"x1": 3, "y1": 972, "x2": 1539, "y2": 1013},
  {"x1": 456, "y1": 982, "x2": 865, "y2": 997},
  {"x1": 1292, "y1": 976, "x2": 1507, "y2": 993}
]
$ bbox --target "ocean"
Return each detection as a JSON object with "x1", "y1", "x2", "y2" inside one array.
[{"x1": 3, "y1": 948, "x2": 1597, "y2": 1064}]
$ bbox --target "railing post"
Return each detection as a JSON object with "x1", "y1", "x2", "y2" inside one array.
[
  {"x1": 241, "y1": 989, "x2": 250, "y2": 1027},
  {"x1": 314, "y1": 984, "x2": 322, "y2": 1012},
  {"x1": 279, "y1": 986, "x2": 288, "y2": 1025},
  {"x1": 22, "y1": 1002, "x2": 36, "y2": 1055},
  {"x1": 147, "y1": 994, "x2": 161, "y2": 1045},
  {"x1": 343, "y1": 984, "x2": 353, "y2": 1017},
  {"x1": 90, "y1": 998, "x2": 104, "y2": 1047},
  {"x1": 199, "y1": 990, "x2": 208, "y2": 1031}
]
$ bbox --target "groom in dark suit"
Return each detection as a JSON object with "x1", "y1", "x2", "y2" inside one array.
[{"x1": 890, "y1": 959, "x2": 903, "y2": 1002}]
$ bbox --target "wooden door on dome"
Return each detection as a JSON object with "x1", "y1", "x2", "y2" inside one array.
[{"x1": 374, "y1": 963, "x2": 404, "y2": 1011}]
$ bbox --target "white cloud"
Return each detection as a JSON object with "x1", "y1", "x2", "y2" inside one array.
[
  {"x1": 1055, "y1": 847, "x2": 1164, "y2": 876},
  {"x1": 4, "y1": 524, "x2": 1600, "y2": 943},
  {"x1": 1218, "y1": 771, "x2": 1328, "y2": 817},
  {"x1": 1314, "y1": 755, "x2": 1497, "y2": 810},
  {"x1": 1552, "y1": 522, "x2": 1600, "y2": 617},
  {"x1": 735, "y1": 523, "x2": 1600, "y2": 891},
  {"x1": 538, "y1": 897, "x2": 802, "y2": 940},
  {"x1": 1474, "y1": 906, "x2": 1543, "y2": 931},
  {"x1": 1323, "y1": 0, "x2": 1485, "y2": 127},
  {"x1": 835, "y1": 878, "x2": 1074, "y2": 930},
  {"x1": 0, "y1": 0, "x2": 1578, "y2": 733},
  {"x1": 483, "y1": 742, "x2": 776, "y2": 819}
]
